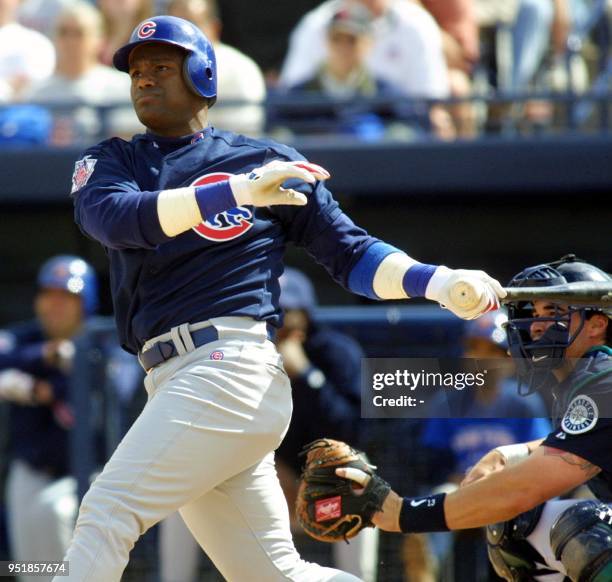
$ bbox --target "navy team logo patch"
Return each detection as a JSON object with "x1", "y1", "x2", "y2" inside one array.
[
  {"x1": 137, "y1": 21, "x2": 157, "y2": 39},
  {"x1": 562, "y1": 394, "x2": 599, "y2": 434},
  {"x1": 190, "y1": 173, "x2": 254, "y2": 242},
  {"x1": 71, "y1": 156, "x2": 97, "y2": 194}
]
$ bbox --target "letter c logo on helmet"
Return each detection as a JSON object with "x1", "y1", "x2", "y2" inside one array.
[{"x1": 137, "y1": 21, "x2": 157, "y2": 39}]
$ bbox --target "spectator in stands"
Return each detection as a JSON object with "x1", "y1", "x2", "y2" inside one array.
[
  {"x1": 419, "y1": 0, "x2": 480, "y2": 137},
  {"x1": 279, "y1": 3, "x2": 417, "y2": 139},
  {"x1": 167, "y1": 0, "x2": 266, "y2": 135},
  {"x1": 280, "y1": 0, "x2": 455, "y2": 138},
  {"x1": 0, "y1": 256, "x2": 98, "y2": 582},
  {"x1": 408, "y1": 311, "x2": 551, "y2": 581},
  {"x1": 26, "y1": 2, "x2": 139, "y2": 145},
  {"x1": 0, "y1": 0, "x2": 55, "y2": 102},
  {"x1": 289, "y1": 4, "x2": 382, "y2": 96},
  {"x1": 476, "y1": 0, "x2": 576, "y2": 129},
  {"x1": 510, "y1": 0, "x2": 571, "y2": 92},
  {"x1": 17, "y1": 0, "x2": 73, "y2": 38},
  {"x1": 98, "y1": 0, "x2": 153, "y2": 66}
]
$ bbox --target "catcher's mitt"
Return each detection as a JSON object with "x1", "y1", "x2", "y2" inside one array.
[{"x1": 296, "y1": 438, "x2": 391, "y2": 543}]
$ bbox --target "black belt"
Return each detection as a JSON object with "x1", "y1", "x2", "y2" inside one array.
[
  {"x1": 139, "y1": 326, "x2": 219, "y2": 371},
  {"x1": 139, "y1": 324, "x2": 276, "y2": 371}
]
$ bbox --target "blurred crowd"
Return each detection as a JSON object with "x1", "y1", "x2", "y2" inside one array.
[{"x1": 0, "y1": 0, "x2": 609, "y2": 146}]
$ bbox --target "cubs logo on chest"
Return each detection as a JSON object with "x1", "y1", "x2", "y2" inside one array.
[{"x1": 190, "y1": 172, "x2": 254, "y2": 242}]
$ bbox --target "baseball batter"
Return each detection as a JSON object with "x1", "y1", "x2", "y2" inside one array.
[{"x1": 58, "y1": 16, "x2": 504, "y2": 582}]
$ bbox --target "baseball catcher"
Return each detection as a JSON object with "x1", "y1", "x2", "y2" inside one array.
[
  {"x1": 296, "y1": 438, "x2": 391, "y2": 542},
  {"x1": 326, "y1": 256, "x2": 612, "y2": 582}
]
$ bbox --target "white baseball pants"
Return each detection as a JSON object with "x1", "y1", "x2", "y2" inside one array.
[
  {"x1": 160, "y1": 504, "x2": 379, "y2": 582},
  {"x1": 55, "y1": 318, "x2": 361, "y2": 582},
  {"x1": 6, "y1": 460, "x2": 77, "y2": 582}
]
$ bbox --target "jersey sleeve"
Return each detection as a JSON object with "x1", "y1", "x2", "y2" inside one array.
[
  {"x1": 542, "y1": 417, "x2": 612, "y2": 473},
  {"x1": 272, "y1": 178, "x2": 381, "y2": 292},
  {"x1": 71, "y1": 140, "x2": 173, "y2": 250},
  {"x1": 542, "y1": 384, "x2": 612, "y2": 474}
]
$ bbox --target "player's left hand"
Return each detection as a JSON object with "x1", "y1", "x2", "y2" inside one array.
[
  {"x1": 425, "y1": 267, "x2": 506, "y2": 320},
  {"x1": 460, "y1": 449, "x2": 507, "y2": 488},
  {"x1": 230, "y1": 160, "x2": 330, "y2": 208}
]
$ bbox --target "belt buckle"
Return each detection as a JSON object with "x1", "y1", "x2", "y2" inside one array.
[{"x1": 140, "y1": 339, "x2": 176, "y2": 372}]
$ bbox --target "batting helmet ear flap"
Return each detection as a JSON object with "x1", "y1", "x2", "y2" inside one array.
[{"x1": 183, "y1": 46, "x2": 217, "y2": 105}]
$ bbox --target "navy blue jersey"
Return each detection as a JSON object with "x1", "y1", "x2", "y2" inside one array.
[
  {"x1": 542, "y1": 347, "x2": 612, "y2": 501},
  {"x1": 71, "y1": 127, "x2": 379, "y2": 354},
  {"x1": 0, "y1": 322, "x2": 71, "y2": 477}
]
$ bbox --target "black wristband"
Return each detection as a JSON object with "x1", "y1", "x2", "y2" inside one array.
[{"x1": 399, "y1": 493, "x2": 449, "y2": 533}]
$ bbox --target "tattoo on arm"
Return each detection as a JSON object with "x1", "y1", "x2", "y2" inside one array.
[{"x1": 543, "y1": 447, "x2": 602, "y2": 479}]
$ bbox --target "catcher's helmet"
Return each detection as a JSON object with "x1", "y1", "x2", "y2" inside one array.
[
  {"x1": 113, "y1": 16, "x2": 217, "y2": 104},
  {"x1": 505, "y1": 254, "x2": 611, "y2": 394},
  {"x1": 37, "y1": 255, "x2": 98, "y2": 316}
]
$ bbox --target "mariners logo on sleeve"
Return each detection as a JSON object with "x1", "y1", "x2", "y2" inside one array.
[
  {"x1": 562, "y1": 394, "x2": 599, "y2": 434},
  {"x1": 190, "y1": 173, "x2": 254, "y2": 242},
  {"x1": 71, "y1": 156, "x2": 97, "y2": 194}
]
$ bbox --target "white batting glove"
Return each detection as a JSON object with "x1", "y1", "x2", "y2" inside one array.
[
  {"x1": 0, "y1": 369, "x2": 35, "y2": 404},
  {"x1": 229, "y1": 160, "x2": 330, "y2": 207},
  {"x1": 425, "y1": 267, "x2": 506, "y2": 320}
]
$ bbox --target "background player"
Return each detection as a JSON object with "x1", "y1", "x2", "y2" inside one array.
[
  {"x1": 57, "y1": 15, "x2": 504, "y2": 582},
  {"x1": 0, "y1": 255, "x2": 97, "y2": 582},
  {"x1": 337, "y1": 255, "x2": 612, "y2": 581}
]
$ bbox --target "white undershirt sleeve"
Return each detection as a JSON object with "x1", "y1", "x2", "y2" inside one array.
[
  {"x1": 157, "y1": 188, "x2": 202, "y2": 237},
  {"x1": 372, "y1": 252, "x2": 419, "y2": 300}
]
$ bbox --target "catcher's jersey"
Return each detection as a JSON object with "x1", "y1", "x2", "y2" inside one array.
[
  {"x1": 542, "y1": 347, "x2": 612, "y2": 501},
  {"x1": 71, "y1": 127, "x2": 379, "y2": 354}
]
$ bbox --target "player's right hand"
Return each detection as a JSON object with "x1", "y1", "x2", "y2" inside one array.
[
  {"x1": 0, "y1": 369, "x2": 35, "y2": 404},
  {"x1": 460, "y1": 449, "x2": 507, "y2": 487},
  {"x1": 229, "y1": 160, "x2": 330, "y2": 208},
  {"x1": 425, "y1": 267, "x2": 506, "y2": 320}
]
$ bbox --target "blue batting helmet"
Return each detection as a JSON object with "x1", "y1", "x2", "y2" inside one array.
[
  {"x1": 279, "y1": 268, "x2": 318, "y2": 312},
  {"x1": 37, "y1": 255, "x2": 98, "y2": 316},
  {"x1": 113, "y1": 16, "x2": 217, "y2": 104},
  {"x1": 464, "y1": 310, "x2": 508, "y2": 350}
]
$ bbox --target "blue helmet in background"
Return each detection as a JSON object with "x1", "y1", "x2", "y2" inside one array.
[
  {"x1": 464, "y1": 310, "x2": 508, "y2": 350},
  {"x1": 279, "y1": 268, "x2": 318, "y2": 312},
  {"x1": 37, "y1": 255, "x2": 99, "y2": 316},
  {"x1": 113, "y1": 15, "x2": 217, "y2": 105}
]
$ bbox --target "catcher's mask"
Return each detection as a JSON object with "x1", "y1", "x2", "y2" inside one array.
[{"x1": 505, "y1": 254, "x2": 611, "y2": 395}]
